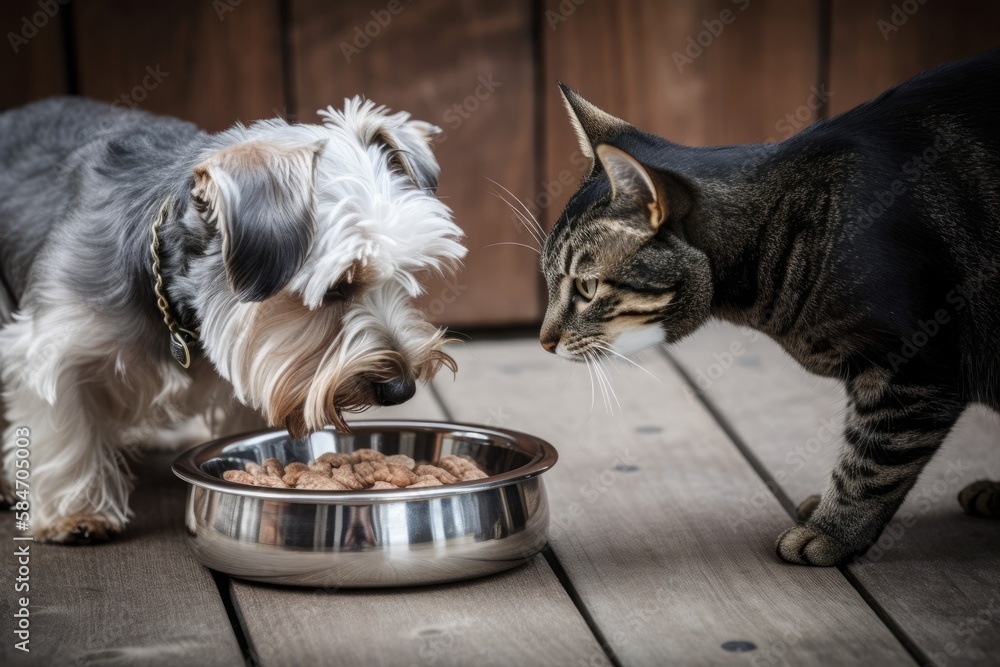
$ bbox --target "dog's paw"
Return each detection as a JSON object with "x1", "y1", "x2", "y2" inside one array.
[
  {"x1": 35, "y1": 514, "x2": 122, "y2": 545},
  {"x1": 775, "y1": 524, "x2": 853, "y2": 567},
  {"x1": 959, "y1": 480, "x2": 1000, "y2": 518},
  {"x1": 795, "y1": 494, "x2": 821, "y2": 522}
]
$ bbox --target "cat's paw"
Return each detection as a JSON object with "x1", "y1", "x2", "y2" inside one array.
[
  {"x1": 775, "y1": 524, "x2": 853, "y2": 566},
  {"x1": 34, "y1": 514, "x2": 122, "y2": 544},
  {"x1": 958, "y1": 480, "x2": 1000, "y2": 518},
  {"x1": 795, "y1": 494, "x2": 821, "y2": 521}
]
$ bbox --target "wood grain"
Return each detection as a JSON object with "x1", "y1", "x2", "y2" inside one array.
[
  {"x1": 0, "y1": 454, "x2": 243, "y2": 666},
  {"x1": 671, "y1": 321, "x2": 1000, "y2": 665},
  {"x1": 72, "y1": 0, "x2": 286, "y2": 131},
  {"x1": 829, "y1": 0, "x2": 1000, "y2": 115},
  {"x1": 541, "y1": 0, "x2": 820, "y2": 227},
  {"x1": 0, "y1": 0, "x2": 68, "y2": 111},
  {"x1": 230, "y1": 386, "x2": 610, "y2": 667},
  {"x1": 233, "y1": 556, "x2": 609, "y2": 667},
  {"x1": 290, "y1": 0, "x2": 541, "y2": 328},
  {"x1": 433, "y1": 339, "x2": 912, "y2": 666}
]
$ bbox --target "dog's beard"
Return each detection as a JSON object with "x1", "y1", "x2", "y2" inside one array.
[{"x1": 203, "y1": 284, "x2": 456, "y2": 438}]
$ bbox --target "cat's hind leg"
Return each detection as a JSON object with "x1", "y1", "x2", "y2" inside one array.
[
  {"x1": 776, "y1": 370, "x2": 964, "y2": 566},
  {"x1": 958, "y1": 480, "x2": 1000, "y2": 518}
]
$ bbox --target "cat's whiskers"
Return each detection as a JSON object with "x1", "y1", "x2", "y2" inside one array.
[
  {"x1": 584, "y1": 350, "x2": 609, "y2": 412},
  {"x1": 587, "y1": 352, "x2": 619, "y2": 414},
  {"x1": 486, "y1": 189, "x2": 543, "y2": 248},
  {"x1": 582, "y1": 352, "x2": 596, "y2": 412},
  {"x1": 591, "y1": 343, "x2": 663, "y2": 385},
  {"x1": 485, "y1": 177, "x2": 546, "y2": 241},
  {"x1": 597, "y1": 357, "x2": 622, "y2": 413},
  {"x1": 484, "y1": 241, "x2": 540, "y2": 255}
]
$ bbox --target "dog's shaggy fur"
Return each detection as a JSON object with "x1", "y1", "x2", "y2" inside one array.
[{"x1": 0, "y1": 97, "x2": 466, "y2": 542}]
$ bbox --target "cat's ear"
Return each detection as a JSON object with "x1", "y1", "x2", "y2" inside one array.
[
  {"x1": 558, "y1": 82, "x2": 626, "y2": 174},
  {"x1": 596, "y1": 144, "x2": 666, "y2": 231}
]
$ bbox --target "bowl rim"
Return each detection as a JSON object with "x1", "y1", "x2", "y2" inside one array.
[{"x1": 171, "y1": 419, "x2": 558, "y2": 503}]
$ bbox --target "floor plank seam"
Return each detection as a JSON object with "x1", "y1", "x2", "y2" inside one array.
[
  {"x1": 210, "y1": 570, "x2": 259, "y2": 667},
  {"x1": 658, "y1": 346, "x2": 928, "y2": 667},
  {"x1": 838, "y1": 567, "x2": 927, "y2": 666},
  {"x1": 542, "y1": 546, "x2": 625, "y2": 667}
]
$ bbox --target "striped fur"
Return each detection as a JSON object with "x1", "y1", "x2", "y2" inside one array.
[{"x1": 543, "y1": 54, "x2": 1000, "y2": 566}]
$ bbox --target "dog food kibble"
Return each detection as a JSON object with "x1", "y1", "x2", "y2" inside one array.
[
  {"x1": 223, "y1": 451, "x2": 489, "y2": 490},
  {"x1": 413, "y1": 464, "x2": 459, "y2": 485},
  {"x1": 439, "y1": 454, "x2": 490, "y2": 481},
  {"x1": 384, "y1": 454, "x2": 416, "y2": 469}
]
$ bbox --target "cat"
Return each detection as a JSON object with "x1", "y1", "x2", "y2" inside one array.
[{"x1": 540, "y1": 50, "x2": 1000, "y2": 566}]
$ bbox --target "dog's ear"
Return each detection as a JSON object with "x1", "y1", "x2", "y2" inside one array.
[
  {"x1": 192, "y1": 140, "x2": 323, "y2": 302},
  {"x1": 376, "y1": 119, "x2": 441, "y2": 193}
]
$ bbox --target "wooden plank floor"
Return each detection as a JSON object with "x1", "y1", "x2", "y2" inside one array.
[
  {"x1": 1, "y1": 335, "x2": 996, "y2": 666},
  {"x1": 671, "y1": 322, "x2": 1000, "y2": 666}
]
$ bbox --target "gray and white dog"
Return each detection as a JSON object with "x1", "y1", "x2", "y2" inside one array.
[{"x1": 0, "y1": 97, "x2": 466, "y2": 543}]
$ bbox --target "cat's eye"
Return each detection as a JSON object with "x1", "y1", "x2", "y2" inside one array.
[{"x1": 574, "y1": 277, "x2": 599, "y2": 300}]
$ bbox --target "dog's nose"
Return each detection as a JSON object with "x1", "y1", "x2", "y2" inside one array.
[{"x1": 374, "y1": 378, "x2": 417, "y2": 406}]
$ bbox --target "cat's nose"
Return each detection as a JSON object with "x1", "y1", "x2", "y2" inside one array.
[
  {"x1": 540, "y1": 333, "x2": 560, "y2": 354},
  {"x1": 373, "y1": 378, "x2": 416, "y2": 406}
]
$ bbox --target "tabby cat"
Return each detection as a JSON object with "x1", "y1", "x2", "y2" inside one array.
[{"x1": 540, "y1": 51, "x2": 1000, "y2": 566}]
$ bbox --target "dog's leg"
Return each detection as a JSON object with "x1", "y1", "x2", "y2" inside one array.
[{"x1": 0, "y1": 315, "x2": 131, "y2": 543}]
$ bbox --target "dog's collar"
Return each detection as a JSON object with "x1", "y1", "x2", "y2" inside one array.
[{"x1": 149, "y1": 198, "x2": 200, "y2": 369}]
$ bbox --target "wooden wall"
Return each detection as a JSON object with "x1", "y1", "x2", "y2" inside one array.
[{"x1": 2, "y1": 0, "x2": 998, "y2": 329}]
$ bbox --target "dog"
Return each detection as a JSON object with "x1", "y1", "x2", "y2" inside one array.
[{"x1": 0, "y1": 97, "x2": 466, "y2": 543}]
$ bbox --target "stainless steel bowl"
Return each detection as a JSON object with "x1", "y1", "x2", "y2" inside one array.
[{"x1": 172, "y1": 420, "x2": 557, "y2": 587}]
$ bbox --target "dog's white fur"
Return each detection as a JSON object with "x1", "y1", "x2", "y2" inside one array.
[{"x1": 0, "y1": 97, "x2": 465, "y2": 542}]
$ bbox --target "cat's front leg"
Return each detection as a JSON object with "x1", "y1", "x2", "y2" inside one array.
[{"x1": 776, "y1": 372, "x2": 964, "y2": 566}]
